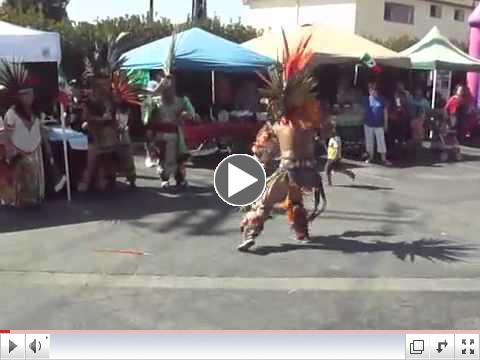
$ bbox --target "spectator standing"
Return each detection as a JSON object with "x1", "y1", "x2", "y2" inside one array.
[
  {"x1": 363, "y1": 82, "x2": 391, "y2": 166},
  {"x1": 445, "y1": 84, "x2": 476, "y2": 140},
  {"x1": 388, "y1": 81, "x2": 411, "y2": 149}
]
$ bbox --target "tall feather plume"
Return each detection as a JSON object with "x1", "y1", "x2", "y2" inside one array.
[
  {"x1": 284, "y1": 34, "x2": 313, "y2": 81},
  {"x1": 164, "y1": 31, "x2": 177, "y2": 76},
  {"x1": 256, "y1": 29, "x2": 316, "y2": 123},
  {"x1": 83, "y1": 31, "x2": 133, "y2": 82},
  {"x1": 281, "y1": 28, "x2": 290, "y2": 74}
]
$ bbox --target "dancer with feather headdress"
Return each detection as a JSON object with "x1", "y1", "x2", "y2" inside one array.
[
  {"x1": 238, "y1": 32, "x2": 329, "y2": 251},
  {"x1": 78, "y1": 32, "x2": 141, "y2": 192},
  {"x1": 142, "y1": 33, "x2": 194, "y2": 189},
  {"x1": 0, "y1": 61, "x2": 46, "y2": 206}
]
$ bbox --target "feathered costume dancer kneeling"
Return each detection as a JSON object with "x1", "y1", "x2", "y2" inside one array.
[{"x1": 239, "y1": 32, "x2": 328, "y2": 252}]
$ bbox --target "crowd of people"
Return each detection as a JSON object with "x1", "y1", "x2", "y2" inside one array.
[
  {"x1": 1, "y1": 55, "x2": 479, "y2": 219},
  {"x1": 358, "y1": 80, "x2": 477, "y2": 165}
]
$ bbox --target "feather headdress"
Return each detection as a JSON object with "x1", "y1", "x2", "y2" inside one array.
[
  {"x1": 111, "y1": 71, "x2": 141, "y2": 106},
  {"x1": 0, "y1": 60, "x2": 30, "y2": 96},
  {"x1": 257, "y1": 29, "x2": 319, "y2": 127},
  {"x1": 82, "y1": 32, "x2": 140, "y2": 105},
  {"x1": 156, "y1": 30, "x2": 178, "y2": 93},
  {"x1": 83, "y1": 32, "x2": 131, "y2": 81}
]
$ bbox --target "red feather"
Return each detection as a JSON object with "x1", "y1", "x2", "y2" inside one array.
[
  {"x1": 111, "y1": 71, "x2": 141, "y2": 106},
  {"x1": 284, "y1": 34, "x2": 313, "y2": 80}
]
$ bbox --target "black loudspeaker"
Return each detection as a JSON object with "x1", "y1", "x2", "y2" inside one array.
[{"x1": 29, "y1": 339, "x2": 41, "y2": 354}]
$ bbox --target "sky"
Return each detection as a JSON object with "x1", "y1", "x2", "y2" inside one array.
[{"x1": 67, "y1": 0, "x2": 248, "y2": 23}]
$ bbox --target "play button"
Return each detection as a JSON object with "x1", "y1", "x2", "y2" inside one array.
[
  {"x1": 214, "y1": 154, "x2": 266, "y2": 206},
  {"x1": 9, "y1": 340, "x2": 17, "y2": 353}
]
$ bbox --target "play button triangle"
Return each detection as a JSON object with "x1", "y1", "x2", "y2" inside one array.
[
  {"x1": 228, "y1": 163, "x2": 258, "y2": 198},
  {"x1": 9, "y1": 340, "x2": 17, "y2": 353}
]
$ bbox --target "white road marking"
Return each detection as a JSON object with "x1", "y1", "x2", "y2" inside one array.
[{"x1": 2, "y1": 271, "x2": 480, "y2": 292}]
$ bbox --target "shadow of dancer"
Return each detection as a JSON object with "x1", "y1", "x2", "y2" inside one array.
[{"x1": 252, "y1": 234, "x2": 476, "y2": 263}]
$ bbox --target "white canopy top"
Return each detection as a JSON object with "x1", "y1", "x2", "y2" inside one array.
[{"x1": 0, "y1": 21, "x2": 61, "y2": 63}]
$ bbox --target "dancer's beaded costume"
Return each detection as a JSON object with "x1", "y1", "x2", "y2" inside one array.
[{"x1": 239, "y1": 33, "x2": 328, "y2": 251}]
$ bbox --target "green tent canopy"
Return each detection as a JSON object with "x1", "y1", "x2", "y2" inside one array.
[{"x1": 400, "y1": 26, "x2": 480, "y2": 71}]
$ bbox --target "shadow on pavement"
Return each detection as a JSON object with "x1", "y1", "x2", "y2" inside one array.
[
  {"x1": 0, "y1": 184, "x2": 228, "y2": 234},
  {"x1": 392, "y1": 147, "x2": 480, "y2": 169},
  {"x1": 334, "y1": 184, "x2": 394, "y2": 191},
  {"x1": 252, "y1": 233, "x2": 476, "y2": 263}
]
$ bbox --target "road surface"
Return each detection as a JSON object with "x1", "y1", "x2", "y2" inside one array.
[{"x1": 1, "y1": 149, "x2": 480, "y2": 329}]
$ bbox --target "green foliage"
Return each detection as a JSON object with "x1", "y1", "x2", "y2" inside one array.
[
  {"x1": 0, "y1": 5, "x2": 261, "y2": 80},
  {"x1": 189, "y1": 16, "x2": 260, "y2": 44},
  {"x1": 366, "y1": 33, "x2": 469, "y2": 53},
  {"x1": 365, "y1": 34, "x2": 418, "y2": 52},
  {"x1": 4, "y1": 0, "x2": 69, "y2": 21},
  {"x1": 450, "y1": 39, "x2": 468, "y2": 53}
]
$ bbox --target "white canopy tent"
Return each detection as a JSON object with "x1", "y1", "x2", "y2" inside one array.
[{"x1": 0, "y1": 20, "x2": 61, "y2": 63}]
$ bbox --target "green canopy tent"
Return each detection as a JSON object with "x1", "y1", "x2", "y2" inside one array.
[{"x1": 401, "y1": 26, "x2": 480, "y2": 108}]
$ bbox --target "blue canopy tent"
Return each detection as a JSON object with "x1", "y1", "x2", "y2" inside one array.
[
  {"x1": 122, "y1": 27, "x2": 274, "y2": 72},
  {"x1": 123, "y1": 28, "x2": 274, "y2": 113}
]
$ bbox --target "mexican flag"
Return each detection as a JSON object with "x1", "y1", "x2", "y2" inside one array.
[{"x1": 360, "y1": 53, "x2": 382, "y2": 73}]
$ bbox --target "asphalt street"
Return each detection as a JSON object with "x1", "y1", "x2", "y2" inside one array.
[{"x1": 1, "y1": 148, "x2": 480, "y2": 329}]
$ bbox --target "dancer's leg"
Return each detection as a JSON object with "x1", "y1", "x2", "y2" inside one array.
[{"x1": 239, "y1": 173, "x2": 289, "y2": 251}]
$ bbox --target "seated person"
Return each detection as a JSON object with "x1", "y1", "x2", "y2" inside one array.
[
  {"x1": 213, "y1": 74, "x2": 234, "y2": 118},
  {"x1": 234, "y1": 80, "x2": 259, "y2": 113}
]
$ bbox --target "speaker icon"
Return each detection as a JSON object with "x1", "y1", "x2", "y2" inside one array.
[{"x1": 29, "y1": 339, "x2": 41, "y2": 354}]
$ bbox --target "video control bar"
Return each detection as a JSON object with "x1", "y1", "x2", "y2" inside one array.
[{"x1": 0, "y1": 332, "x2": 478, "y2": 359}]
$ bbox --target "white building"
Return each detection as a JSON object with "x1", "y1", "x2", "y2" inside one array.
[{"x1": 243, "y1": 0, "x2": 476, "y2": 44}]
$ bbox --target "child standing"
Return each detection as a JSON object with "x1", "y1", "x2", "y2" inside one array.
[{"x1": 326, "y1": 124, "x2": 355, "y2": 186}]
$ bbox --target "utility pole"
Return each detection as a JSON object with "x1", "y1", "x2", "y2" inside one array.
[
  {"x1": 192, "y1": 0, "x2": 207, "y2": 23},
  {"x1": 149, "y1": 0, "x2": 154, "y2": 23},
  {"x1": 296, "y1": 0, "x2": 301, "y2": 25}
]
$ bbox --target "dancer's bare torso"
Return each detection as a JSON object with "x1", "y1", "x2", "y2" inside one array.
[{"x1": 275, "y1": 125, "x2": 316, "y2": 162}]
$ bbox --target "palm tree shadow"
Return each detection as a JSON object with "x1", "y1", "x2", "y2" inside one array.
[
  {"x1": 335, "y1": 185, "x2": 394, "y2": 191},
  {"x1": 251, "y1": 235, "x2": 476, "y2": 263}
]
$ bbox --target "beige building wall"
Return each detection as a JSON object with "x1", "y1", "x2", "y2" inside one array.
[
  {"x1": 245, "y1": 0, "x2": 358, "y2": 32},
  {"x1": 355, "y1": 0, "x2": 472, "y2": 43},
  {"x1": 244, "y1": 0, "x2": 473, "y2": 43}
]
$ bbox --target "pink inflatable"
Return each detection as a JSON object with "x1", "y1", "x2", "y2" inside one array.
[{"x1": 467, "y1": 4, "x2": 480, "y2": 107}]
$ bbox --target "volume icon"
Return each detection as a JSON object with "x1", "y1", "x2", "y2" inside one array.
[{"x1": 29, "y1": 339, "x2": 41, "y2": 354}]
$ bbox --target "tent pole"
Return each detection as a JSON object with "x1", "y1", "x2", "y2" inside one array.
[
  {"x1": 211, "y1": 70, "x2": 216, "y2": 104},
  {"x1": 296, "y1": 0, "x2": 300, "y2": 25},
  {"x1": 431, "y1": 69, "x2": 437, "y2": 109},
  {"x1": 447, "y1": 70, "x2": 452, "y2": 98},
  {"x1": 60, "y1": 103, "x2": 72, "y2": 202},
  {"x1": 354, "y1": 64, "x2": 359, "y2": 87},
  {"x1": 210, "y1": 70, "x2": 216, "y2": 120}
]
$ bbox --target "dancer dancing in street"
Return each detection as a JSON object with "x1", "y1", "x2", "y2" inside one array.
[
  {"x1": 142, "y1": 34, "x2": 193, "y2": 189},
  {"x1": 239, "y1": 33, "x2": 328, "y2": 251}
]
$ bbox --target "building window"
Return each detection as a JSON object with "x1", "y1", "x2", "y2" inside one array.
[
  {"x1": 454, "y1": 9, "x2": 465, "y2": 22},
  {"x1": 430, "y1": 4, "x2": 442, "y2": 18},
  {"x1": 384, "y1": 2, "x2": 415, "y2": 25}
]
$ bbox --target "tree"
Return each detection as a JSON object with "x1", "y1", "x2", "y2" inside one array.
[
  {"x1": 365, "y1": 34, "x2": 418, "y2": 52},
  {"x1": 3, "y1": 0, "x2": 69, "y2": 21},
  {"x1": 0, "y1": 6, "x2": 260, "y2": 80}
]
